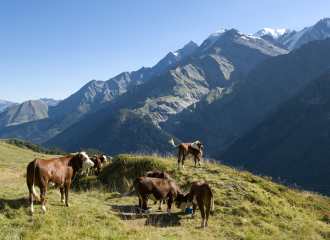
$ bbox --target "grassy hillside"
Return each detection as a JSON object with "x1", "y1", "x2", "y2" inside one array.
[{"x1": 0, "y1": 141, "x2": 330, "y2": 239}]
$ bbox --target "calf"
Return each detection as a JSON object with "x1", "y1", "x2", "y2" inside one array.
[
  {"x1": 119, "y1": 177, "x2": 184, "y2": 217},
  {"x1": 26, "y1": 152, "x2": 94, "y2": 215},
  {"x1": 146, "y1": 171, "x2": 171, "y2": 209},
  {"x1": 169, "y1": 139, "x2": 204, "y2": 170},
  {"x1": 175, "y1": 181, "x2": 214, "y2": 227}
]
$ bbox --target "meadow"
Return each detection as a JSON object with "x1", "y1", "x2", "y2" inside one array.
[{"x1": 0, "y1": 140, "x2": 330, "y2": 239}]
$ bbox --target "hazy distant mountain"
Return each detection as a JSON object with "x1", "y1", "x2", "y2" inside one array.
[
  {"x1": 45, "y1": 109, "x2": 182, "y2": 155},
  {"x1": 40, "y1": 98, "x2": 62, "y2": 106},
  {"x1": 0, "y1": 100, "x2": 18, "y2": 113},
  {"x1": 253, "y1": 18, "x2": 330, "y2": 51},
  {"x1": 219, "y1": 68, "x2": 330, "y2": 196},
  {"x1": 0, "y1": 100, "x2": 49, "y2": 127}
]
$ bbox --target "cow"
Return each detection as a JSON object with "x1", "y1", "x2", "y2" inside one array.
[
  {"x1": 86, "y1": 156, "x2": 102, "y2": 176},
  {"x1": 145, "y1": 171, "x2": 171, "y2": 209},
  {"x1": 169, "y1": 139, "x2": 204, "y2": 170},
  {"x1": 175, "y1": 181, "x2": 214, "y2": 227},
  {"x1": 26, "y1": 152, "x2": 94, "y2": 215},
  {"x1": 118, "y1": 177, "x2": 184, "y2": 217},
  {"x1": 86, "y1": 154, "x2": 110, "y2": 176}
]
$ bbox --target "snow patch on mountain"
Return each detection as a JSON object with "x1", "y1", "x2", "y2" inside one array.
[
  {"x1": 202, "y1": 29, "x2": 227, "y2": 52},
  {"x1": 284, "y1": 26, "x2": 312, "y2": 50},
  {"x1": 253, "y1": 28, "x2": 293, "y2": 39}
]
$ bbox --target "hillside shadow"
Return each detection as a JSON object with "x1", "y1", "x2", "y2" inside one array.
[
  {"x1": 110, "y1": 204, "x2": 183, "y2": 227},
  {"x1": 0, "y1": 197, "x2": 29, "y2": 210}
]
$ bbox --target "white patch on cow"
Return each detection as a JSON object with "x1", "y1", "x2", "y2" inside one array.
[
  {"x1": 102, "y1": 155, "x2": 107, "y2": 163},
  {"x1": 180, "y1": 202, "x2": 186, "y2": 212},
  {"x1": 149, "y1": 194, "x2": 157, "y2": 202},
  {"x1": 201, "y1": 219, "x2": 205, "y2": 227},
  {"x1": 167, "y1": 208, "x2": 171, "y2": 216},
  {"x1": 182, "y1": 164, "x2": 184, "y2": 169},
  {"x1": 159, "y1": 201, "x2": 162, "y2": 209},
  {"x1": 80, "y1": 152, "x2": 94, "y2": 169},
  {"x1": 42, "y1": 205, "x2": 46, "y2": 213},
  {"x1": 61, "y1": 199, "x2": 65, "y2": 203},
  {"x1": 190, "y1": 141, "x2": 200, "y2": 150},
  {"x1": 205, "y1": 220, "x2": 209, "y2": 227},
  {"x1": 192, "y1": 195, "x2": 198, "y2": 205},
  {"x1": 30, "y1": 203, "x2": 34, "y2": 214},
  {"x1": 32, "y1": 184, "x2": 38, "y2": 198},
  {"x1": 145, "y1": 208, "x2": 153, "y2": 217}
]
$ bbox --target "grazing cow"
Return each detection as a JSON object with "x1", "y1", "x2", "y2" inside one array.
[
  {"x1": 145, "y1": 171, "x2": 171, "y2": 209},
  {"x1": 175, "y1": 181, "x2": 214, "y2": 227},
  {"x1": 26, "y1": 152, "x2": 94, "y2": 215},
  {"x1": 169, "y1": 139, "x2": 204, "y2": 170},
  {"x1": 119, "y1": 177, "x2": 184, "y2": 217}
]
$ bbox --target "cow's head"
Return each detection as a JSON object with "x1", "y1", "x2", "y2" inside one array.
[
  {"x1": 197, "y1": 142, "x2": 204, "y2": 152},
  {"x1": 78, "y1": 152, "x2": 94, "y2": 170},
  {"x1": 146, "y1": 171, "x2": 153, "y2": 177},
  {"x1": 175, "y1": 194, "x2": 189, "y2": 212}
]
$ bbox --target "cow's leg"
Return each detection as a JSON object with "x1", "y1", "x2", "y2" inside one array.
[
  {"x1": 138, "y1": 195, "x2": 143, "y2": 216},
  {"x1": 143, "y1": 197, "x2": 150, "y2": 217},
  {"x1": 60, "y1": 188, "x2": 65, "y2": 203},
  {"x1": 182, "y1": 156, "x2": 186, "y2": 170},
  {"x1": 194, "y1": 157, "x2": 197, "y2": 168},
  {"x1": 205, "y1": 202, "x2": 210, "y2": 227},
  {"x1": 177, "y1": 154, "x2": 181, "y2": 170},
  {"x1": 198, "y1": 202, "x2": 206, "y2": 227},
  {"x1": 29, "y1": 192, "x2": 34, "y2": 215},
  {"x1": 192, "y1": 203, "x2": 196, "y2": 218},
  {"x1": 40, "y1": 187, "x2": 47, "y2": 214},
  {"x1": 198, "y1": 157, "x2": 201, "y2": 166},
  {"x1": 64, "y1": 183, "x2": 71, "y2": 207},
  {"x1": 167, "y1": 198, "x2": 172, "y2": 216},
  {"x1": 158, "y1": 200, "x2": 162, "y2": 210}
]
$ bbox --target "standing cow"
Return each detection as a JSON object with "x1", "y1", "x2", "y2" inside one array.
[
  {"x1": 26, "y1": 152, "x2": 94, "y2": 215},
  {"x1": 146, "y1": 171, "x2": 171, "y2": 209},
  {"x1": 175, "y1": 181, "x2": 214, "y2": 227},
  {"x1": 119, "y1": 177, "x2": 184, "y2": 217},
  {"x1": 169, "y1": 139, "x2": 204, "y2": 170}
]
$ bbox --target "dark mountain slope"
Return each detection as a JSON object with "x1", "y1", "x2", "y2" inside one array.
[
  {"x1": 45, "y1": 109, "x2": 181, "y2": 156},
  {"x1": 162, "y1": 38, "x2": 330, "y2": 155},
  {"x1": 219, "y1": 68, "x2": 330, "y2": 195}
]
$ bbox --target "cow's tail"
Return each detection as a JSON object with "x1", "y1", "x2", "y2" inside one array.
[
  {"x1": 29, "y1": 159, "x2": 40, "y2": 201},
  {"x1": 169, "y1": 139, "x2": 178, "y2": 148},
  {"x1": 117, "y1": 178, "x2": 138, "y2": 197}
]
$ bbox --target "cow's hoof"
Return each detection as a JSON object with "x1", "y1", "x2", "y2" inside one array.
[
  {"x1": 154, "y1": 201, "x2": 157, "y2": 204},
  {"x1": 29, "y1": 211, "x2": 34, "y2": 216},
  {"x1": 158, "y1": 207, "x2": 162, "y2": 210},
  {"x1": 66, "y1": 204, "x2": 71, "y2": 207},
  {"x1": 61, "y1": 199, "x2": 65, "y2": 203}
]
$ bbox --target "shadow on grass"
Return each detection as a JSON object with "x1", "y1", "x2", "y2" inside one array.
[
  {"x1": 110, "y1": 204, "x2": 183, "y2": 227},
  {"x1": 0, "y1": 197, "x2": 29, "y2": 210}
]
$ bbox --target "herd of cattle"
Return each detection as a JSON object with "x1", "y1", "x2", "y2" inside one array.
[{"x1": 26, "y1": 139, "x2": 213, "y2": 227}]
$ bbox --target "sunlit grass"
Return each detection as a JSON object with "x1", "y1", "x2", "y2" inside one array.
[{"x1": 0, "y1": 141, "x2": 330, "y2": 239}]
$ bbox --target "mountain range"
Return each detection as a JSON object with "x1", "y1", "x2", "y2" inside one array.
[{"x1": 1, "y1": 18, "x2": 330, "y2": 192}]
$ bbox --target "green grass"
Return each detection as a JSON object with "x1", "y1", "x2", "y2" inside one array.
[{"x1": 1, "y1": 141, "x2": 330, "y2": 239}]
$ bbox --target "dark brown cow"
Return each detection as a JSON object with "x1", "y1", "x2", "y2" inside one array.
[
  {"x1": 119, "y1": 177, "x2": 184, "y2": 217},
  {"x1": 26, "y1": 152, "x2": 94, "y2": 215},
  {"x1": 145, "y1": 171, "x2": 171, "y2": 209},
  {"x1": 169, "y1": 139, "x2": 204, "y2": 170},
  {"x1": 175, "y1": 181, "x2": 214, "y2": 227}
]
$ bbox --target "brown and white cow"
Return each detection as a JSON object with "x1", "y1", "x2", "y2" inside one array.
[
  {"x1": 175, "y1": 181, "x2": 214, "y2": 227},
  {"x1": 26, "y1": 152, "x2": 94, "y2": 215},
  {"x1": 145, "y1": 171, "x2": 171, "y2": 209},
  {"x1": 169, "y1": 139, "x2": 204, "y2": 170},
  {"x1": 86, "y1": 154, "x2": 110, "y2": 176},
  {"x1": 119, "y1": 177, "x2": 184, "y2": 217}
]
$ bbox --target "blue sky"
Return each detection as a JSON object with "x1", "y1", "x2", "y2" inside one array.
[{"x1": 1, "y1": 0, "x2": 329, "y2": 103}]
